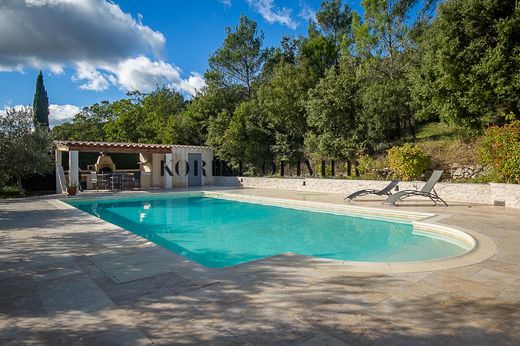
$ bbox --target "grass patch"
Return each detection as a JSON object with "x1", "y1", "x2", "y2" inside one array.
[
  {"x1": 418, "y1": 139, "x2": 478, "y2": 168},
  {"x1": 415, "y1": 122, "x2": 458, "y2": 141}
]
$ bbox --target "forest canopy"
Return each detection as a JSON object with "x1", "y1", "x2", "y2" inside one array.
[{"x1": 53, "y1": 0, "x2": 520, "y2": 173}]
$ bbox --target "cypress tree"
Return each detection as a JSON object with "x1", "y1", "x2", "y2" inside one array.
[{"x1": 33, "y1": 70, "x2": 50, "y2": 128}]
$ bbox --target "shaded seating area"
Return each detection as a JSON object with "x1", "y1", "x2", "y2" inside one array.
[
  {"x1": 383, "y1": 170, "x2": 448, "y2": 206},
  {"x1": 54, "y1": 141, "x2": 160, "y2": 192},
  {"x1": 345, "y1": 180, "x2": 400, "y2": 202},
  {"x1": 70, "y1": 154, "x2": 142, "y2": 192},
  {"x1": 92, "y1": 172, "x2": 141, "y2": 191},
  {"x1": 109, "y1": 172, "x2": 141, "y2": 191},
  {"x1": 54, "y1": 140, "x2": 214, "y2": 194}
]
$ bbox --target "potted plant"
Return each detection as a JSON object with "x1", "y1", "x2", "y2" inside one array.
[{"x1": 66, "y1": 181, "x2": 79, "y2": 196}]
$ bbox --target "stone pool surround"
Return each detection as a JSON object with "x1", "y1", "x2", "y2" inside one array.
[
  {"x1": 58, "y1": 190, "x2": 497, "y2": 274},
  {"x1": 2, "y1": 188, "x2": 520, "y2": 345},
  {"x1": 214, "y1": 176, "x2": 520, "y2": 209}
]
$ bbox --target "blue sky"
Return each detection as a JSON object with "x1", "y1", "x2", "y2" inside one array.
[{"x1": 0, "y1": 0, "x2": 364, "y2": 125}]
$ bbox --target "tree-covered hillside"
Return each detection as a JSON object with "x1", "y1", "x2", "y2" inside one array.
[{"x1": 53, "y1": 0, "x2": 520, "y2": 176}]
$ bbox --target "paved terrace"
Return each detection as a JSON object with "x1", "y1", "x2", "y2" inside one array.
[{"x1": 1, "y1": 188, "x2": 520, "y2": 345}]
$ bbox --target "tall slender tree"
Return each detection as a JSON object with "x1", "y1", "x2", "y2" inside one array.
[
  {"x1": 33, "y1": 71, "x2": 50, "y2": 129},
  {"x1": 352, "y1": 0, "x2": 418, "y2": 140},
  {"x1": 316, "y1": 0, "x2": 353, "y2": 48},
  {"x1": 208, "y1": 16, "x2": 266, "y2": 95}
]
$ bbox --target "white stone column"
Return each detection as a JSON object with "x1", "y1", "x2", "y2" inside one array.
[
  {"x1": 138, "y1": 153, "x2": 152, "y2": 189},
  {"x1": 201, "y1": 148, "x2": 214, "y2": 185},
  {"x1": 172, "y1": 148, "x2": 182, "y2": 188},
  {"x1": 152, "y1": 154, "x2": 163, "y2": 187},
  {"x1": 177, "y1": 147, "x2": 188, "y2": 188},
  {"x1": 163, "y1": 153, "x2": 173, "y2": 189},
  {"x1": 55, "y1": 150, "x2": 65, "y2": 193},
  {"x1": 69, "y1": 151, "x2": 79, "y2": 186}
]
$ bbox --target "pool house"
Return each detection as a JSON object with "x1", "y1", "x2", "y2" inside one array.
[{"x1": 54, "y1": 140, "x2": 214, "y2": 193}]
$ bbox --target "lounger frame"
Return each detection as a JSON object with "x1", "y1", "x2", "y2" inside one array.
[
  {"x1": 383, "y1": 171, "x2": 448, "y2": 207},
  {"x1": 384, "y1": 187, "x2": 448, "y2": 206},
  {"x1": 345, "y1": 180, "x2": 400, "y2": 202}
]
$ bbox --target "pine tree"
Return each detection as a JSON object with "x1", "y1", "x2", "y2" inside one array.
[
  {"x1": 33, "y1": 71, "x2": 50, "y2": 128},
  {"x1": 208, "y1": 16, "x2": 266, "y2": 95}
]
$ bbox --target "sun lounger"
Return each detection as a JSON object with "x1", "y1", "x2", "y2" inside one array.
[
  {"x1": 383, "y1": 170, "x2": 447, "y2": 206},
  {"x1": 345, "y1": 180, "x2": 401, "y2": 201}
]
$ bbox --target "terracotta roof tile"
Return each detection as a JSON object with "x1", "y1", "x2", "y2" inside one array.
[{"x1": 54, "y1": 140, "x2": 211, "y2": 151}]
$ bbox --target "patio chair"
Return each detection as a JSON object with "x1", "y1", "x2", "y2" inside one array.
[
  {"x1": 111, "y1": 173, "x2": 124, "y2": 191},
  {"x1": 97, "y1": 173, "x2": 110, "y2": 190},
  {"x1": 344, "y1": 180, "x2": 401, "y2": 202},
  {"x1": 383, "y1": 170, "x2": 447, "y2": 206},
  {"x1": 130, "y1": 171, "x2": 141, "y2": 190},
  {"x1": 91, "y1": 172, "x2": 98, "y2": 190}
]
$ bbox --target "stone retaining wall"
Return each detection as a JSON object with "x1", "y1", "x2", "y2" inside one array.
[{"x1": 212, "y1": 176, "x2": 520, "y2": 208}]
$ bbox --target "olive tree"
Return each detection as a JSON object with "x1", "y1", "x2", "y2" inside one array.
[{"x1": 0, "y1": 108, "x2": 54, "y2": 196}]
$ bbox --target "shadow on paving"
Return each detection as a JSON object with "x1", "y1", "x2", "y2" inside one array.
[{"x1": 1, "y1": 200, "x2": 519, "y2": 345}]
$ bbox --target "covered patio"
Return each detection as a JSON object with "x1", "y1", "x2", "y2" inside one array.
[{"x1": 54, "y1": 141, "x2": 214, "y2": 193}]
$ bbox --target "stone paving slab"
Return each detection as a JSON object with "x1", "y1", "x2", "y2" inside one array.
[
  {"x1": 36, "y1": 273, "x2": 151, "y2": 345},
  {"x1": 31, "y1": 258, "x2": 83, "y2": 282},
  {"x1": 300, "y1": 333, "x2": 351, "y2": 346},
  {"x1": 1, "y1": 189, "x2": 520, "y2": 345}
]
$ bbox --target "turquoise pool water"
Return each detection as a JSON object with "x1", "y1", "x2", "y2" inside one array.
[{"x1": 68, "y1": 194, "x2": 468, "y2": 268}]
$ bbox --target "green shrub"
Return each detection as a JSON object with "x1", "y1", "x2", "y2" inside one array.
[
  {"x1": 325, "y1": 164, "x2": 334, "y2": 177},
  {"x1": 357, "y1": 155, "x2": 388, "y2": 180},
  {"x1": 388, "y1": 144, "x2": 430, "y2": 180},
  {"x1": 0, "y1": 186, "x2": 20, "y2": 199},
  {"x1": 477, "y1": 121, "x2": 520, "y2": 183}
]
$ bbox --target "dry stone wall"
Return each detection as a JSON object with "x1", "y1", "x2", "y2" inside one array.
[
  {"x1": 449, "y1": 163, "x2": 487, "y2": 180},
  {"x1": 212, "y1": 176, "x2": 520, "y2": 209}
]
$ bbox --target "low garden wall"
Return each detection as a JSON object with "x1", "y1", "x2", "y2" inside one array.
[{"x1": 212, "y1": 176, "x2": 520, "y2": 209}]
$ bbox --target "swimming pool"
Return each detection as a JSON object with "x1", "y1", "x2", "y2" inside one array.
[{"x1": 68, "y1": 194, "x2": 471, "y2": 268}]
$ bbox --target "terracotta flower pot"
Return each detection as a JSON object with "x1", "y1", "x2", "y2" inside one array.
[{"x1": 67, "y1": 187, "x2": 77, "y2": 195}]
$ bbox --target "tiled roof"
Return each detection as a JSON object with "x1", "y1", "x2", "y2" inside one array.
[{"x1": 54, "y1": 140, "x2": 211, "y2": 152}]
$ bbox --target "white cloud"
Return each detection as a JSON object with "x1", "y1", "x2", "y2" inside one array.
[
  {"x1": 299, "y1": 3, "x2": 317, "y2": 23},
  {"x1": 0, "y1": 105, "x2": 26, "y2": 116},
  {"x1": 72, "y1": 62, "x2": 111, "y2": 91},
  {"x1": 0, "y1": 103, "x2": 81, "y2": 127},
  {"x1": 72, "y1": 57, "x2": 205, "y2": 96},
  {"x1": 220, "y1": 0, "x2": 232, "y2": 6},
  {"x1": 246, "y1": 0, "x2": 298, "y2": 29},
  {"x1": 71, "y1": 57, "x2": 206, "y2": 96},
  {"x1": 0, "y1": 0, "x2": 165, "y2": 71},
  {"x1": 0, "y1": 0, "x2": 204, "y2": 96},
  {"x1": 179, "y1": 72, "x2": 207, "y2": 96},
  {"x1": 49, "y1": 104, "x2": 81, "y2": 126},
  {"x1": 112, "y1": 57, "x2": 183, "y2": 93}
]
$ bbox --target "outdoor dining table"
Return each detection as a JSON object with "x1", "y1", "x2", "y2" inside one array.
[
  {"x1": 110, "y1": 172, "x2": 129, "y2": 191},
  {"x1": 94, "y1": 172, "x2": 140, "y2": 191}
]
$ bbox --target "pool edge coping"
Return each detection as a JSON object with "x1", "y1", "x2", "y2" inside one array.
[{"x1": 52, "y1": 190, "x2": 498, "y2": 274}]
